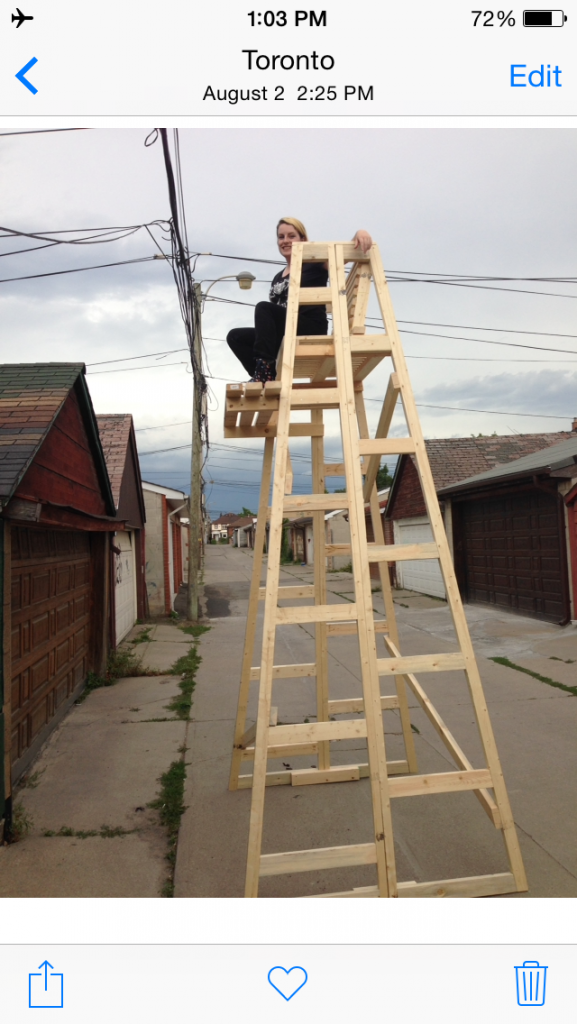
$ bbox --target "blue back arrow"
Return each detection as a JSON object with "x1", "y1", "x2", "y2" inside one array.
[{"x1": 16, "y1": 56, "x2": 38, "y2": 94}]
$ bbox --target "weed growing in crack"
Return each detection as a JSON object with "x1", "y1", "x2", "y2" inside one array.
[
  {"x1": 149, "y1": 760, "x2": 187, "y2": 897},
  {"x1": 491, "y1": 656, "x2": 577, "y2": 696}
]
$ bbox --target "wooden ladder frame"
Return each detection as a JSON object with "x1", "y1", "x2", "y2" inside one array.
[{"x1": 225, "y1": 241, "x2": 527, "y2": 899}]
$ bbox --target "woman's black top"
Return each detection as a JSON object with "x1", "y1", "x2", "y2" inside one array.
[{"x1": 269, "y1": 263, "x2": 328, "y2": 334}]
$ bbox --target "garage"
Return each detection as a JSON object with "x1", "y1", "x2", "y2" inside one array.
[
  {"x1": 113, "y1": 530, "x2": 137, "y2": 644},
  {"x1": 10, "y1": 527, "x2": 92, "y2": 765},
  {"x1": 393, "y1": 516, "x2": 445, "y2": 599},
  {"x1": 458, "y1": 490, "x2": 566, "y2": 623}
]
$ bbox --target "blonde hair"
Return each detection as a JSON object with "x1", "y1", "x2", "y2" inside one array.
[{"x1": 276, "y1": 217, "x2": 308, "y2": 241}]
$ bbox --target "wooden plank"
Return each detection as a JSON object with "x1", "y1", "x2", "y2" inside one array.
[
  {"x1": 224, "y1": 423, "x2": 325, "y2": 439},
  {"x1": 306, "y1": 872, "x2": 516, "y2": 898},
  {"x1": 350, "y1": 336, "x2": 391, "y2": 355},
  {"x1": 241, "y1": 742, "x2": 318, "y2": 761},
  {"x1": 362, "y1": 373, "x2": 401, "y2": 499},
  {"x1": 328, "y1": 695, "x2": 399, "y2": 714},
  {"x1": 276, "y1": 603, "x2": 357, "y2": 625},
  {"x1": 291, "y1": 765, "x2": 361, "y2": 786},
  {"x1": 249, "y1": 662, "x2": 317, "y2": 681},
  {"x1": 237, "y1": 772, "x2": 292, "y2": 789},
  {"x1": 368, "y1": 542, "x2": 439, "y2": 562},
  {"x1": 388, "y1": 769, "x2": 493, "y2": 798},
  {"x1": 326, "y1": 618, "x2": 387, "y2": 636},
  {"x1": 283, "y1": 493, "x2": 349, "y2": 512},
  {"x1": 290, "y1": 389, "x2": 340, "y2": 409},
  {"x1": 358, "y1": 438, "x2": 415, "y2": 455},
  {"x1": 237, "y1": 706, "x2": 279, "y2": 750},
  {"x1": 376, "y1": 652, "x2": 467, "y2": 676},
  {"x1": 325, "y1": 543, "x2": 351, "y2": 556},
  {"x1": 269, "y1": 719, "x2": 368, "y2": 745},
  {"x1": 260, "y1": 842, "x2": 376, "y2": 876},
  {"x1": 298, "y1": 287, "x2": 332, "y2": 304},
  {"x1": 303, "y1": 242, "x2": 370, "y2": 263},
  {"x1": 258, "y1": 585, "x2": 316, "y2": 600}
]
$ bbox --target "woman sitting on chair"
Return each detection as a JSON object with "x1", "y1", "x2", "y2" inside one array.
[{"x1": 226, "y1": 218, "x2": 372, "y2": 383}]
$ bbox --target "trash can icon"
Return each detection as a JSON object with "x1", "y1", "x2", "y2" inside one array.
[{"x1": 515, "y1": 961, "x2": 547, "y2": 1006}]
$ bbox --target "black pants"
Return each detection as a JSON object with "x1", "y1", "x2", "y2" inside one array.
[{"x1": 227, "y1": 301, "x2": 327, "y2": 377}]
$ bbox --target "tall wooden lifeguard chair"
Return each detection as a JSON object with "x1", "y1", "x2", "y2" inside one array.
[{"x1": 223, "y1": 240, "x2": 527, "y2": 899}]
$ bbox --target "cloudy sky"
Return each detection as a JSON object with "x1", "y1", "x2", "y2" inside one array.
[{"x1": 1, "y1": 120, "x2": 576, "y2": 515}]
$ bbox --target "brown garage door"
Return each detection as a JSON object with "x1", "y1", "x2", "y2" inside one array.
[
  {"x1": 11, "y1": 526, "x2": 91, "y2": 767},
  {"x1": 460, "y1": 490, "x2": 567, "y2": 623}
]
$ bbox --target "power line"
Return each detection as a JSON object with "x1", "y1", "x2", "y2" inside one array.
[{"x1": 0, "y1": 255, "x2": 158, "y2": 285}]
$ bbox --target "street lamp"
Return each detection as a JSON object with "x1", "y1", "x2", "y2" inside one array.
[{"x1": 201, "y1": 271, "x2": 256, "y2": 297}]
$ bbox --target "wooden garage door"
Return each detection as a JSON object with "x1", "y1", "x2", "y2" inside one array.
[
  {"x1": 11, "y1": 527, "x2": 91, "y2": 766},
  {"x1": 461, "y1": 490, "x2": 566, "y2": 623}
]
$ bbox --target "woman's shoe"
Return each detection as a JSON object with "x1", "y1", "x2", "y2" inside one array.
[{"x1": 250, "y1": 358, "x2": 276, "y2": 383}]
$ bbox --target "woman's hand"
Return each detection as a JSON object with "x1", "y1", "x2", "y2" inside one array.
[{"x1": 352, "y1": 229, "x2": 372, "y2": 253}]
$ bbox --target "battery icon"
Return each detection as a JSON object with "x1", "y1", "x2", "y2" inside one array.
[{"x1": 523, "y1": 10, "x2": 567, "y2": 25}]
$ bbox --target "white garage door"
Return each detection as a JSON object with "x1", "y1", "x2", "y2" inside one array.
[
  {"x1": 114, "y1": 531, "x2": 137, "y2": 643},
  {"x1": 393, "y1": 517, "x2": 446, "y2": 599}
]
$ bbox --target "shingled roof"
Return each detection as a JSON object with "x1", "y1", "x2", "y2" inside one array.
[
  {"x1": 425, "y1": 432, "x2": 573, "y2": 491},
  {"x1": 438, "y1": 434, "x2": 577, "y2": 495},
  {"x1": 96, "y1": 414, "x2": 133, "y2": 507},
  {"x1": 0, "y1": 363, "x2": 113, "y2": 510}
]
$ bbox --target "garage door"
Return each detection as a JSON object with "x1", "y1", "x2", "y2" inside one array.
[
  {"x1": 460, "y1": 490, "x2": 566, "y2": 622},
  {"x1": 11, "y1": 527, "x2": 91, "y2": 767},
  {"x1": 114, "y1": 530, "x2": 137, "y2": 643},
  {"x1": 393, "y1": 517, "x2": 446, "y2": 598}
]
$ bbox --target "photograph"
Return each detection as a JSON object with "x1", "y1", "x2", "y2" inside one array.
[{"x1": 0, "y1": 119, "x2": 576, "y2": 899}]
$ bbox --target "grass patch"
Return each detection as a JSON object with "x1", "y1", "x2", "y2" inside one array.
[
  {"x1": 550, "y1": 656, "x2": 575, "y2": 664},
  {"x1": 21, "y1": 768, "x2": 45, "y2": 789},
  {"x1": 78, "y1": 646, "x2": 147, "y2": 702},
  {"x1": 43, "y1": 825, "x2": 136, "y2": 839},
  {"x1": 490, "y1": 656, "x2": 577, "y2": 696},
  {"x1": 149, "y1": 759, "x2": 187, "y2": 897},
  {"x1": 180, "y1": 624, "x2": 210, "y2": 639},
  {"x1": 131, "y1": 627, "x2": 153, "y2": 645},
  {"x1": 8, "y1": 803, "x2": 33, "y2": 843}
]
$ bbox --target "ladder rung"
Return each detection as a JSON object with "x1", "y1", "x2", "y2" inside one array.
[
  {"x1": 350, "y1": 336, "x2": 392, "y2": 356},
  {"x1": 241, "y1": 742, "x2": 318, "y2": 761},
  {"x1": 301, "y1": 242, "x2": 370, "y2": 262},
  {"x1": 268, "y1": 719, "x2": 367, "y2": 745},
  {"x1": 305, "y1": 872, "x2": 516, "y2": 899},
  {"x1": 225, "y1": 422, "x2": 325, "y2": 439},
  {"x1": 328, "y1": 695, "x2": 399, "y2": 714},
  {"x1": 249, "y1": 662, "x2": 316, "y2": 681},
  {"x1": 358, "y1": 438, "x2": 416, "y2": 455},
  {"x1": 376, "y1": 653, "x2": 467, "y2": 676},
  {"x1": 291, "y1": 765, "x2": 361, "y2": 786},
  {"x1": 368, "y1": 543, "x2": 439, "y2": 562},
  {"x1": 260, "y1": 841, "x2": 376, "y2": 877},
  {"x1": 237, "y1": 706, "x2": 278, "y2": 749},
  {"x1": 283, "y1": 493, "x2": 348, "y2": 512},
  {"x1": 325, "y1": 543, "x2": 351, "y2": 555},
  {"x1": 327, "y1": 618, "x2": 387, "y2": 636},
  {"x1": 298, "y1": 287, "x2": 332, "y2": 304},
  {"x1": 389, "y1": 769, "x2": 492, "y2": 799},
  {"x1": 290, "y1": 388, "x2": 340, "y2": 409},
  {"x1": 238, "y1": 760, "x2": 408, "y2": 787},
  {"x1": 258, "y1": 585, "x2": 316, "y2": 600},
  {"x1": 276, "y1": 604, "x2": 357, "y2": 626}
]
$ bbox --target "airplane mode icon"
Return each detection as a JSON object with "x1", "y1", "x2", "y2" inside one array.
[{"x1": 12, "y1": 8, "x2": 34, "y2": 27}]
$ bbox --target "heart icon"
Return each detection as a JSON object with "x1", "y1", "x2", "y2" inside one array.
[{"x1": 268, "y1": 966, "x2": 308, "y2": 1001}]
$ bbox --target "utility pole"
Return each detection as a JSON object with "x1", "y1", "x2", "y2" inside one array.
[{"x1": 188, "y1": 283, "x2": 203, "y2": 621}]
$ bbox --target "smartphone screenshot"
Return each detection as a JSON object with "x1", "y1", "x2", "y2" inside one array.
[{"x1": 0, "y1": 0, "x2": 575, "y2": 1014}]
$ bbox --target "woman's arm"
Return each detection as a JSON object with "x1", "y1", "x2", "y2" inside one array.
[{"x1": 352, "y1": 229, "x2": 372, "y2": 253}]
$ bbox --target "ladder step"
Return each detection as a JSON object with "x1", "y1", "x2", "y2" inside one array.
[
  {"x1": 328, "y1": 695, "x2": 399, "y2": 714},
  {"x1": 305, "y1": 872, "x2": 516, "y2": 899},
  {"x1": 249, "y1": 662, "x2": 317, "y2": 681},
  {"x1": 241, "y1": 742, "x2": 318, "y2": 761},
  {"x1": 290, "y1": 388, "x2": 340, "y2": 409},
  {"x1": 276, "y1": 603, "x2": 357, "y2": 626},
  {"x1": 368, "y1": 543, "x2": 439, "y2": 562},
  {"x1": 291, "y1": 765, "x2": 361, "y2": 786},
  {"x1": 260, "y1": 841, "x2": 377, "y2": 877},
  {"x1": 237, "y1": 760, "x2": 409, "y2": 786},
  {"x1": 358, "y1": 438, "x2": 416, "y2": 455},
  {"x1": 298, "y1": 287, "x2": 332, "y2": 304},
  {"x1": 327, "y1": 618, "x2": 387, "y2": 636},
  {"x1": 258, "y1": 585, "x2": 316, "y2": 600},
  {"x1": 325, "y1": 543, "x2": 351, "y2": 555},
  {"x1": 283, "y1": 493, "x2": 348, "y2": 512},
  {"x1": 389, "y1": 768, "x2": 492, "y2": 798},
  {"x1": 225, "y1": 422, "x2": 325, "y2": 439},
  {"x1": 268, "y1": 719, "x2": 367, "y2": 745},
  {"x1": 236, "y1": 706, "x2": 278, "y2": 749},
  {"x1": 376, "y1": 653, "x2": 467, "y2": 676}
]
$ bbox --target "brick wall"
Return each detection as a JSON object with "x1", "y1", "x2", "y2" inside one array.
[{"x1": 387, "y1": 457, "x2": 426, "y2": 520}]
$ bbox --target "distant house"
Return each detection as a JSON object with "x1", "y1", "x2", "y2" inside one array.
[
  {"x1": 230, "y1": 516, "x2": 257, "y2": 547},
  {"x1": 438, "y1": 434, "x2": 577, "y2": 624},
  {"x1": 385, "y1": 430, "x2": 575, "y2": 600},
  {"x1": 0, "y1": 363, "x2": 118, "y2": 823},
  {"x1": 211, "y1": 512, "x2": 239, "y2": 542},
  {"x1": 97, "y1": 414, "x2": 147, "y2": 643},
  {"x1": 142, "y1": 482, "x2": 188, "y2": 615}
]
